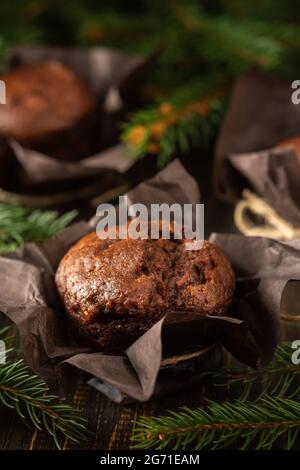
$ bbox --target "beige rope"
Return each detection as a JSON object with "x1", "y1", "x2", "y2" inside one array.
[
  {"x1": 280, "y1": 314, "x2": 300, "y2": 322},
  {"x1": 234, "y1": 189, "x2": 300, "y2": 240}
]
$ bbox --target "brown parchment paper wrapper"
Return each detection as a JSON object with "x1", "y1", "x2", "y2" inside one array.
[
  {"x1": 229, "y1": 147, "x2": 300, "y2": 225},
  {"x1": 1, "y1": 46, "x2": 157, "y2": 195},
  {"x1": 214, "y1": 71, "x2": 300, "y2": 209},
  {"x1": 0, "y1": 160, "x2": 290, "y2": 403}
]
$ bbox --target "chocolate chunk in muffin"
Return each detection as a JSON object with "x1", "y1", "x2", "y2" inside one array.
[
  {"x1": 55, "y1": 230, "x2": 235, "y2": 354},
  {"x1": 0, "y1": 61, "x2": 96, "y2": 160}
]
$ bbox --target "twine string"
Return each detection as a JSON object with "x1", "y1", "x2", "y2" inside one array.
[{"x1": 234, "y1": 189, "x2": 300, "y2": 240}]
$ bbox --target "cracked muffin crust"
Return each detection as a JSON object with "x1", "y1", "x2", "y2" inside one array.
[{"x1": 55, "y1": 230, "x2": 235, "y2": 354}]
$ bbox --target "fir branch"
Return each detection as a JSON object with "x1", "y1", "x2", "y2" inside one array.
[
  {"x1": 132, "y1": 396, "x2": 300, "y2": 450},
  {"x1": 0, "y1": 325, "x2": 12, "y2": 339},
  {"x1": 0, "y1": 358, "x2": 88, "y2": 449},
  {"x1": 132, "y1": 342, "x2": 300, "y2": 450},
  {"x1": 0, "y1": 204, "x2": 84, "y2": 448},
  {"x1": 122, "y1": 81, "x2": 225, "y2": 165},
  {"x1": 208, "y1": 342, "x2": 300, "y2": 401},
  {"x1": 0, "y1": 202, "x2": 77, "y2": 253},
  {"x1": 0, "y1": 324, "x2": 88, "y2": 449},
  {"x1": 172, "y1": 7, "x2": 282, "y2": 71}
]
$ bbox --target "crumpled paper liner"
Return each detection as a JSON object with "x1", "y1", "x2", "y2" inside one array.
[
  {"x1": 1, "y1": 46, "x2": 157, "y2": 195},
  {"x1": 230, "y1": 147, "x2": 300, "y2": 226},
  {"x1": 0, "y1": 160, "x2": 292, "y2": 403},
  {"x1": 214, "y1": 71, "x2": 300, "y2": 215}
]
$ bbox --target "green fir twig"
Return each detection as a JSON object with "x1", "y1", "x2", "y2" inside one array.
[
  {"x1": 0, "y1": 327, "x2": 89, "y2": 449},
  {"x1": 122, "y1": 79, "x2": 225, "y2": 165},
  {"x1": 207, "y1": 342, "x2": 300, "y2": 401},
  {"x1": 0, "y1": 202, "x2": 77, "y2": 253},
  {"x1": 132, "y1": 342, "x2": 300, "y2": 450},
  {"x1": 132, "y1": 396, "x2": 300, "y2": 450},
  {"x1": 0, "y1": 204, "x2": 84, "y2": 448},
  {"x1": 0, "y1": 359, "x2": 88, "y2": 449}
]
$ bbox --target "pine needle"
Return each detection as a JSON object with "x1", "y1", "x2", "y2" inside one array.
[
  {"x1": 206, "y1": 342, "x2": 300, "y2": 400},
  {"x1": 0, "y1": 357, "x2": 89, "y2": 449},
  {"x1": 122, "y1": 79, "x2": 225, "y2": 165},
  {"x1": 132, "y1": 342, "x2": 300, "y2": 450},
  {"x1": 0, "y1": 204, "x2": 83, "y2": 447},
  {"x1": 132, "y1": 396, "x2": 300, "y2": 450},
  {"x1": 0, "y1": 325, "x2": 88, "y2": 449},
  {"x1": 0, "y1": 202, "x2": 77, "y2": 253}
]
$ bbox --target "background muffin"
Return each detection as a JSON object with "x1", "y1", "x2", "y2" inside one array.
[
  {"x1": 55, "y1": 229, "x2": 235, "y2": 354},
  {"x1": 0, "y1": 61, "x2": 96, "y2": 160}
]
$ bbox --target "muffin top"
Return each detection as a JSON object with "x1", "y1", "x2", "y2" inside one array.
[
  {"x1": 55, "y1": 230, "x2": 235, "y2": 324},
  {"x1": 0, "y1": 61, "x2": 95, "y2": 143}
]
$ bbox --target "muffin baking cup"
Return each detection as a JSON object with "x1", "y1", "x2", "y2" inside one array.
[
  {"x1": 0, "y1": 46, "x2": 158, "y2": 205},
  {"x1": 214, "y1": 71, "x2": 300, "y2": 219},
  {"x1": 0, "y1": 160, "x2": 297, "y2": 404}
]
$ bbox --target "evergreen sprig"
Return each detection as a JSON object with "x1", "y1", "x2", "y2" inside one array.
[
  {"x1": 0, "y1": 359, "x2": 88, "y2": 449},
  {"x1": 0, "y1": 203, "x2": 84, "y2": 448},
  {"x1": 1, "y1": 2, "x2": 300, "y2": 164},
  {"x1": 0, "y1": 327, "x2": 88, "y2": 449},
  {"x1": 132, "y1": 342, "x2": 300, "y2": 450},
  {"x1": 131, "y1": 396, "x2": 300, "y2": 450},
  {"x1": 118, "y1": 6, "x2": 300, "y2": 163},
  {"x1": 122, "y1": 80, "x2": 225, "y2": 165},
  {"x1": 0, "y1": 202, "x2": 77, "y2": 253},
  {"x1": 208, "y1": 342, "x2": 300, "y2": 401}
]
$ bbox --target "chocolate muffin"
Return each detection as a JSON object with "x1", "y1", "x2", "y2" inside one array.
[
  {"x1": 0, "y1": 61, "x2": 95, "y2": 160},
  {"x1": 55, "y1": 230, "x2": 235, "y2": 354}
]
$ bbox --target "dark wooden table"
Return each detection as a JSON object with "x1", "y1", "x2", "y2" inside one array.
[{"x1": 3, "y1": 151, "x2": 296, "y2": 451}]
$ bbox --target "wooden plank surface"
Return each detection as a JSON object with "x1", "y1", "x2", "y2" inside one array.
[{"x1": 0, "y1": 377, "x2": 222, "y2": 450}]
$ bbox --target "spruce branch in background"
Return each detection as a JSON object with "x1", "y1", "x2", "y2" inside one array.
[
  {"x1": 1, "y1": 2, "x2": 300, "y2": 165},
  {"x1": 0, "y1": 202, "x2": 77, "y2": 253},
  {"x1": 208, "y1": 342, "x2": 300, "y2": 401},
  {"x1": 118, "y1": 9, "x2": 300, "y2": 163},
  {"x1": 0, "y1": 327, "x2": 88, "y2": 449},
  {"x1": 121, "y1": 81, "x2": 226, "y2": 165},
  {"x1": 132, "y1": 342, "x2": 300, "y2": 450}
]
